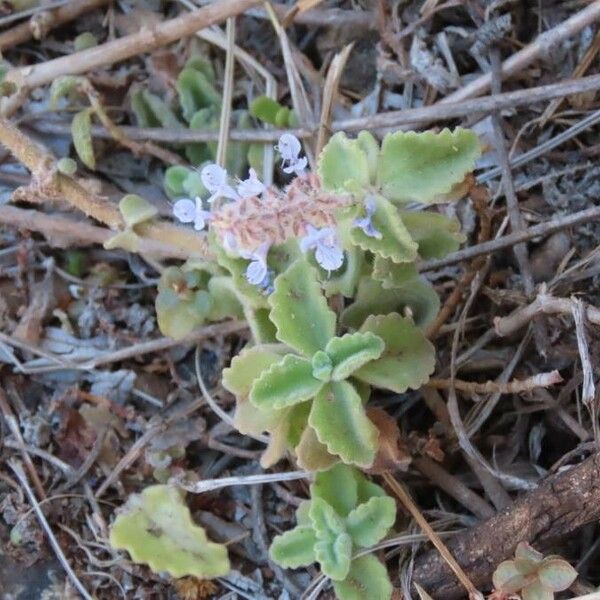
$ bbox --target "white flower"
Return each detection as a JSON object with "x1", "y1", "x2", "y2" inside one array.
[
  {"x1": 240, "y1": 241, "x2": 271, "y2": 288},
  {"x1": 275, "y1": 133, "x2": 307, "y2": 176},
  {"x1": 300, "y1": 225, "x2": 344, "y2": 272},
  {"x1": 173, "y1": 196, "x2": 212, "y2": 231},
  {"x1": 237, "y1": 168, "x2": 266, "y2": 199},
  {"x1": 200, "y1": 163, "x2": 239, "y2": 204},
  {"x1": 353, "y1": 196, "x2": 382, "y2": 239}
]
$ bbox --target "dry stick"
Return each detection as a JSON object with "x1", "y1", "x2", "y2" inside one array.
[
  {"x1": 215, "y1": 17, "x2": 236, "y2": 170},
  {"x1": 420, "y1": 205, "x2": 600, "y2": 272},
  {"x1": 382, "y1": 472, "x2": 483, "y2": 599},
  {"x1": 0, "y1": 0, "x2": 110, "y2": 51},
  {"x1": 427, "y1": 370, "x2": 563, "y2": 395},
  {"x1": 8, "y1": 459, "x2": 94, "y2": 600},
  {"x1": 4, "y1": 0, "x2": 260, "y2": 92}
]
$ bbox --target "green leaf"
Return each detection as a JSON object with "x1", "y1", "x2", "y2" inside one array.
[
  {"x1": 131, "y1": 89, "x2": 183, "y2": 129},
  {"x1": 325, "y1": 332, "x2": 384, "y2": 381},
  {"x1": 250, "y1": 354, "x2": 324, "y2": 409},
  {"x1": 71, "y1": 108, "x2": 95, "y2": 170},
  {"x1": 206, "y1": 276, "x2": 244, "y2": 321},
  {"x1": 341, "y1": 276, "x2": 440, "y2": 330},
  {"x1": 311, "y1": 464, "x2": 359, "y2": 518},
  {"x1": 311, "y1": 351, "x2": 333, "y2": 382},
  {"x1": 318, "y1": 132, "x2": 370, "y2": 193},
  {"x1": 295, "y1": 425, "x2": 339, "y2": 472},
  {"x1": 186, "y1": 107, "x2": 219, "y2": 164},
  {"x1": 538, "y1": 559, "x2": 578, "y2": 592},
  {"x1": 269, "y1": 259, "x2": 336, "y2": 356},
  {"x1": 309, "y1": 497, "x2": 346, "y2": 537},
  {"x1": 275, "y1": 106, "x2": 292, "y2": 127},
  {"x1": 354, "y1": 313, "x2": 435, "y2": 393},
  {"x1": 176, "y1": 67, "x2": 221, "y2": 122},
  {"x1": 185, "y1": 56, "x2": 216, "y2": 84},
  {"x1": 332, "y1": 555, "x2": 393, "y2": 600},
  {"x1": 244, "y1": 306, "x2": 278, "y2": 345},
  {"x1": 309, "y1": 382, "x2": 378, "y2": 467},
  {"x1": 377, "y1": 128, "x2": 481, "y2": 203},
  {"x1": 57, "y1": 157, "x2": 77, "y2": 175},
  {"x1": 250, "y1": 95, "x2": 283, "y2": 125},
  {"x1": 109, "y1": 485, "x2": 230, "y2": 578},
  {"x1": 223, "y1": 345, "x2": 284, "y2": 398},
  {"x1": 50, "y1": 75, "x2": 85, "y2": 108},
  {"x1": 346, "y1": 496, "x2": 395, "y2": 548},
  {"x1": 356, "y1": 131, "x2": 379, "y2": 183},
  {"x1": 371, "y1": 257, "x2": 418, "y2": 289},
  {"x1": 164, "y1": 165, "x2": 191, "y2": 199},
  {"x1": 74, "y1": 32, "x2": 98, "y2": 52},
  {"x1": 399, "y1": 210, "x2": 465, "y2": 259},
  {"x1": 493, "y1": 560, "x2": 531, "y2": 592},
  {"x1": 119, "y1": 194, "x2": 158, "y2": 228},
  {"x1": 522, "y1": 580, "x2": 554, "y2": 600},
  {"x1": 350, "y1": 195, "x2": 418, "y2": 263},
  {"x1": 269, "y1": 526, "x2": 318, "y2": 568},
  {"x1": 315, "y1": 532, "x2": 352, "y2": 581}
]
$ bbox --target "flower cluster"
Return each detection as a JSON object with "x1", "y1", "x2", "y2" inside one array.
[{"x1": 172, "y1": 135, "x2": 348, "y2": 289}]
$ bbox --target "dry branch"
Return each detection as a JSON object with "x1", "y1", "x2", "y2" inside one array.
[
  {"x1": 412, "y1": 452, "x2": 600, "y2": 597},
  {"x1": 427, "y1": 371, "x2": 563, "y2": 395}
]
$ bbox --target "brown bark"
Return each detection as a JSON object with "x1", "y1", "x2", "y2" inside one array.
[{"x1": 412, "y1": 452, "x2": 600, "y2": 597}]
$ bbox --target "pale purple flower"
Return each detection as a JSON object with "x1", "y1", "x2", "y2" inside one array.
[
  {"x1": 300, "y1": 225, "x2": 344, "y2": 272},
  {"x1": 201, "y1": 163, "x2": 239, "y2": 204},
  {"x1": 353, "y1": 196, "x2": 382, "y2": 239},
  {"x1": 275, "y1": 133, "x2": 307, "y2": 176},
  {"x1": 237, "y1": 168, "x2": 266, "y2": 199},
  {"x1": 240, "y1": 242, "x2": 271, "y2": 288},
  {"x1": 173, "y1": 196, "x2": 212, "y2": 231}
]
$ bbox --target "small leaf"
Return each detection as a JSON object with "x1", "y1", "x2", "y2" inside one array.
[
  {"x1": 295, "y1": 425, "x2": 339, "y2": 472},
  {"x1": 354, "y1": 313, "x2": 435, "y2": 393},
  {"x1": 269, "y1": 526, "x2": 318, "y2": 568},
  {"x1": 311, "y1": 464, "x2": 359, "y2": 517},
  {"x1": 493, "y1": 560, "x2": 531, "y2": 593},
  {"x1": 538, "y1": 559, "x2": 578, "y2": 591},
  {"x1": 250, "y1": 95, "x2": 283, "y2": 125},
  {"x1": 177, "y1": 68, "x2": 221, "y2": 122},
  {"x1": 515, "y1": 542, "x2": 544, "y2": 565},
  {"x1": 311, "y1": 350, "x2": 333, "y2": 382},
  {"x1": 57, "y1": 157, "x2": 77, "y2": 175},
  {"x1": 275, "y1": 106, "x2": 292, "y2": 127},
  {"x1": 309, "y1": 497, "x2": 346, "y2": 538},
  {"x1": 185, "y1": 56, "x2": 216, "y2": 83},
  {"x1": 131, "y1": 89, "x2": 183, "y2": 129},
  {"x1": 356, "y1": 131, "x2": 379, "y2": 183},
  {"x1": 250, "y1": 354, "x2": 324, "y2": 410},
  {"x1": 377, "y1": 128, "x2": 481, "y2": 203},
  {"x1": 206, "y1": 276, "x2": 244, "y2": 321},
  {"x1": 309, "y1": 381, "x2": 379, "y2": 467},
  {"x1": 71, "y1": 108, "x2": 95, "y2": 170},
  {"x1": 50, "y1": 75, "x2": 85, "y2": 108},
  {"x1": 399, "y1": 210, "x2": 465, "y2": 259},
  {"x1": 521, "y1": 580, "x2": 554, "y2": 600},
  {"x1": 346, "y1": 496, "x2": 396, "y2": 548},
  {"x1": 164, "y1": 165, "x2": 192, "y2": 199},
  {"x1": 318, "y1": 132, "x2": 370, "y2": 192},
  {"x1": 315, "y1": 532, "x2": 352, "y2": 581},
  {"x1": 74, "y1": 32, "x2": 97, "y2": 52},
  {"x1": 269, "y1": 259, "x2": 336, "y2": 356},
  {"x1": 371, "y1": 257, "x2": 418, "y2": 289},
  {"x1": 332, "y1": 555, "x2": 393, "y2": 600},
  {"x1": 119, "y1": 194, "x2": 158, "y2": 227},
  {"x1": 109, "y1": 485, "x2": 230, "y2": 578},
  {"x1": 325, "y1": 332, "x2": 385, "y2": 381}
]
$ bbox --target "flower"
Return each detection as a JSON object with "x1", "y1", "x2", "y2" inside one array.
[
  {"x1": 275, "y1": 133, "x2": 307, "y2": 176},
  {"x1": 239, "y1": 241, "x2": 272, "y2": 289},
  {"x1": 173, "y1": 196, "x2": 212, "y2": 231},
  {"x1": 300, "y1": 225, "x2": 344, "y2": 272},
  {"x1": 353, "y1": 196, "x2": 382, "y2": 239},
  {"x1": 200, "y1": 163, "x2": 239, "y2": 204},
  {"x1": 237, "y1": 168, "x2": 266, "y2": 199}
]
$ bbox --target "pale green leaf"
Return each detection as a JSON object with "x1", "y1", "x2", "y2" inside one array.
[
  {"x1": 119, "y1": 194, "x2": 158, "y2": 228},
  {"x1": 315, "y1": 533, "x2": 352, "y2": 581},
  {"x1": 356, "y1": 131, "x2": 379, "y2": 183},
  {"x1": 206, "y1": 276, "x2": 244, "y2": 321},
  {"x1": 309, "y1": 497, "x2": 346, "y2": 538},
  {"x1": 222, "y1": 345, "x2": 284, "y2": 398},
  {"x1": 250, "y1": 95, "x2": 283, "y2": 125},
  {"x1": 71, "y1": 108, "x2": 95, "y2": 170},
  {"x1": 354, "y1": 313, "x2": 435, "y2": 393},
  {"x1": 377, "y1": 128, "x2": 481, "y2": 203},
  {"x1": 311, "y1": 464, "x2": 359, "y2": 518},
  {"x1": 371, "y1": 257, "x2": 418, "y2": 289},
  {"x1": 538, "y1": 559, "x2": 578, "y2": 592},
  {"x1": 269, "y1": 526, "x2": 317, "y2": 568},
  {"x1": 109, "y1": 485, "x2": 230, "y2": 578},
  {"x1": 332, "y1": 555, "x2": 393, "y2": 600},
  {"x1": 311, "y1": 351, "x2": 333, "y2": 382},
  {"x1": 346, "y1": 496, "x2": 396, "y2": 548},
  {"x1": 522, "y1": 580, "x2": 554, "y2": 600},
  {"x1": 318, "y1": 132, "x2": 370, "y2": 192},
  {"x1": 50, "y1": 75, "x2": 85, "y2": 108},
  {"x1": 399, "y1": 210, "x2": 465, "y2": 259},
  {"x1": 56, "y1": 157, "x2": 77, "y2": 175},
  {"x1": 243, "y1": 306, "x2": 278, "y2": 345},
  {"x1": 74, "y1": 32, "x2": 97, "y2": 52},
  {"x1": 164, "y1": 165, "x2": 191, "y2": 199},
  {"x1": 325, "y1": 332, "x2": 385, "y2": 381},
  {"x1": 184, "y1": 56, "x2": 216, "y2": 84},
  {"x1": 309, "y1": 382, "x2": 378, "y2": 467},
  {"x1": 295, "y1": 425, "x2": 339, "y2": 472},
  {"x1": 493, "y1": 560, "x2": 529, "y2": 592},
  {"x1": 350, "y1": 195, "x2": 418, "y2": 263},
  {"x1": 269, "y1": 259, "x2": 336, "y2": 356},
  {"x1": 131, "y1": 89, "x2": 183, "y2": 129},
  {"x1": 176, "y1": 67, "x2": 221, "y2": 122},
  {"x1": 250, "y1": 354, "x2": 324, "y2": 409}
]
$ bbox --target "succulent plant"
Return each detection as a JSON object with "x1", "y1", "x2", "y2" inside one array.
[
  {"x1": 270, "y1": 464, "x2": 394, "y2": 600},
  {"x1": 492, "y1": 542, "x2": 578, "y2": 600}
]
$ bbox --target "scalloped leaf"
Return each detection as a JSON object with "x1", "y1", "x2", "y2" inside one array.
[
  {"x1": 119, "y1": 194, "x2": 157, "y2": 228},
  {"x1": 341, "y1": 277, "x2": 440, "y2": 330},
  {"x1": 206, "y1": 276, "x2": 244, "y2": 321},
  {"x1": 354, "y1": 313, "x2": 435, "y2": 393},
  {"x1": 311, "y1": 464, "x2": 359, "y2": 518},
  {"x1": 318, "y1": 132, "x2": 370, "y2": 192},
  {"x1": 345, "y1": 496, "x2": 395, "y2": 548},
  {"x1": 222, "y1": 345, "x2": 284, "y2": 398},
  {"x1": 522, "y1": 580, "x2": 554, "y2": 600},
  {"x1": 309, "y1": 382, "x2": 378, "y2": 467},
  {"x1": 350, "y1": 195, "x2": 418, "y2": 263},
  {"x1": 332, "y1": 555, "x2": 393, "y2": 600},
  {"x1": 309, "y1": 497, "x2": 346, "y2": 538},
  {"x1": 244, "y1": 306, "x2": 278, "y2": 345},
  {"x1": 377, "y1": 128, "x2": 481, "y2": 203},
  {"x1": 71, "y1": 108, "x2": 95, "y2": 170},
  {"x1": 109, "y1": 485, "x2": 230, "y2": 578},
  {"x1": 269, "y1": 526, "x2": 318, "y2": 568},
  {"x1": 325, "y1": 332, "x2": 385, "y2": 381},
  {"x1": 269, "y1": 259, "x2": 336, "y2": 356},
  {"x1": 295, "y1": 425, "x2": 339, "y2": 472},
  {"x1": 371, "y1": 257, "x2": 418, "y2": 289},
  {"x1": 399, "y1": 210, "x2": 465, "y2": 259},
  {"x1": 538, "y1": 559, "x2": 578, "y2": 592},
  {"x1": 356, "y1": 131, "x2": 379, "y2": 183},
  {"x1": 315, "y1": 532, "x2": 352, "y2": 581},
  {"x1": 250, "y1": 354, "x2": 324, "y2": 410},
  {"x1": 176, "y1": 67, "x2": 221, "y2": 122}
]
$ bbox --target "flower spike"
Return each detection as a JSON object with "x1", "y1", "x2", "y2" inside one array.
[{"x1": 300, "y1": 225, "x2": 344, "y2": 272}]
